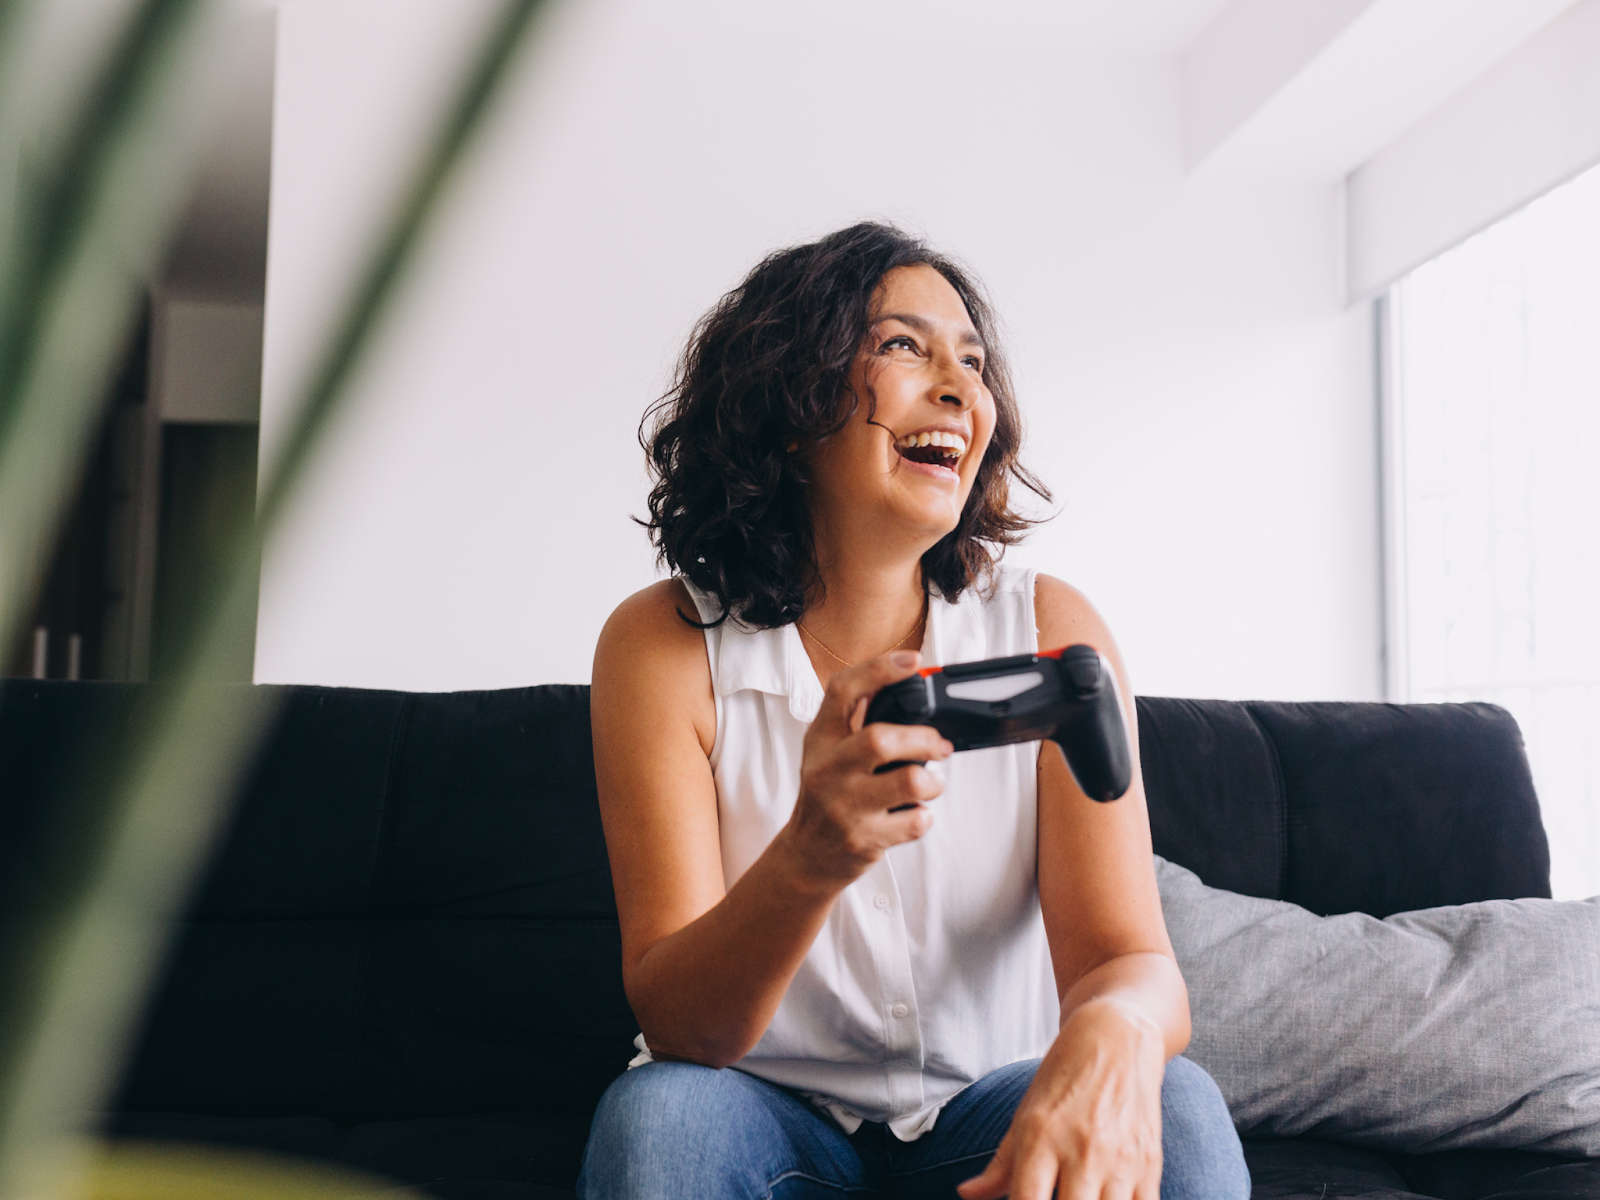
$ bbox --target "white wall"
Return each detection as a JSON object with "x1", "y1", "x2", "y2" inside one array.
[{"x1": 257, "y1": 0, "x2": 1380, "y2": 701}]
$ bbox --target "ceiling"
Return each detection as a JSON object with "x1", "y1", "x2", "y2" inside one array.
[
  {"x1": 164, "y1": 0, "x2": 1586, "y2": 297},
  {"x1": 740, "y1": 0, "x2": 1245, "y2": 54}
]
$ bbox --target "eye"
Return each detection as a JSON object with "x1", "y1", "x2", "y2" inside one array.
[
  {"x1": 962, "y1": 354, "x2": 984, "y2": 372},
  {"x1": 879, "y1": 334, "x2": 918, "y2": 354}
]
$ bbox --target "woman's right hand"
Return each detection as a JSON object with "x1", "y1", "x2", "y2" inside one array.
[{"x1": 779, "y1": 650, "x2": 953, "y2": 889}]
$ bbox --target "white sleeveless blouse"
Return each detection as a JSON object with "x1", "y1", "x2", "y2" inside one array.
[{"x1": 634, "y1": 565, "x2": 1059, "y2": 1139}]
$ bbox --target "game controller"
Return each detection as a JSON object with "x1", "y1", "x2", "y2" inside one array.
[{"x1": 863, "y1": 645, "x2": 1133, "y2": 801}]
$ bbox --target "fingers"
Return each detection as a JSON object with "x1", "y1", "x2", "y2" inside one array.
[
  {"x1": 966, "y1": 1147, "x2": 1152, "y2": 1200},
  {"x1": 791, "y1": 651, "x2": 952, "y2": 877},
  {"x1": 858, "y1": 765, "x2": 941, "y2": 846},
  {"x1": 956, "y1": 1166, "x2": 1008, "y2": 1200},
  {"x1": 957, "y1": 1137, "x2": 1013, "y2": 1200},
  {"x1": 815, "y1": 650, "x2": 922, "y2": 737},
  {"x1": 1133, "y1": 1158, "x2": 1163, "y2": 1200},
  {"x1": 1004, "y1": 1146, "x2": 1062, "y2": 1200},
  {"x1": 852, "y1": 720, "x2": 952, "y2": 777},
  {"x1": 847, "y1": 694, "x2": 869, "y2": 736},
  {"x1": 801, "y1": 671, "x2": 951, "y2": 820},
  {"x1": 850, "y1": 735, "x2": 947, "y2": 826},
  {"x1": 971, "y1": 1067, "x2": 1160, "y2": 1200}
]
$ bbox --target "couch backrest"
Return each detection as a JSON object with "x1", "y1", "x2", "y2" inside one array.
[
  {"x1": 0, "y1": 681, "x2": 1551, "y2": 1126},
  {"x1": 1138, "y1": 697, "x2": 1550, "y2": 916},
  {"x1": 0, "y1": 681, "x2": 637, "y2": 1124}
]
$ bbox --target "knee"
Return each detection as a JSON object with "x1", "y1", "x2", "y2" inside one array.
[
  {"x1": 1160, "y1": 1057, "x2": 1250, "y2": 1200},
  {"x1": 578, "y1": 1063, "x2": 771, "y2": 1200},
  {"x1": 586, "y1": 1061, "x2": 729, "y2": 1153}
]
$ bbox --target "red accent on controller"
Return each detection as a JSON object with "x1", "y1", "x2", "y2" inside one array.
[{"x1": 917, "y1": 645, "x2": 1069, "y2": 676}]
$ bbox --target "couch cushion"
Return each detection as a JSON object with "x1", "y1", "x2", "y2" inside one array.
[
  {"x1": 1138, "y1": 698, "x2": 1286, "y2": 901},
  {"x1": 115, "y1": 917, "x2": 632, "y2": 1121},
  {"x1": 0, "y1": 680, "x2": 145, "y2": 918},
  {"x1": 120, "y1": 921, "x2": 368, "y2": 1116},
  {"x1": 1242, "y1": 1138, "x2": 1600, "y2": 1200},
  {"x1": 112, "y1": 684, "x2": 639, "y2": 1124},
  {"x1": 108, "y1": 1110, "x2": 587, "y2": 1198},
  {"x1": 1472, "y1": 1161, "x2": 1600, "y2": 1199},
  {"x1": 1242, "y1": 1137, "x2": 1423, "y2": 1199},
  {"x1": 178, "y1": 687, "x2": 409, "y2": 920},
  {"x1": 1244, "y1": 701, "x2": 1550, "y2": 917},
  {"x1": 373, "y1": 689, "x2": 621, "y2": 920},
  {"x1": 1137, "y1": 697, "x2": 1550, "y2": 916},
  {"x1": 1388, "y1": 1147, "x2": 1600, "y2": 1200},
  {"x1": 1159, "y1": 856, "x2": 1600, "y2": 1157}
]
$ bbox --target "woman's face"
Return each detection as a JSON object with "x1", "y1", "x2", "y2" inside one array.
[{"x1": 807, "y1": 263, "x2": 998, "y2": 552}]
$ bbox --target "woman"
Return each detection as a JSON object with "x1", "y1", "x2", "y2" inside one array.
[{"x1": 581, "y1": 223, "x2": 1248, "y2": 1200}]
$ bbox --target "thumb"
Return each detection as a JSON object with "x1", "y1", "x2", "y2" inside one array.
[
  {"x1": 815, "y1": 650, "x2": 921, "y2": 736},
  {"x1": 957, "y1": 1142, "x2": 1012, "y2": 1200}
]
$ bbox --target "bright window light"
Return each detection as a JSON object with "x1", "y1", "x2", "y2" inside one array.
[{"x1": 1387, "y1": 161, "x2": 1600, "y2": 901}]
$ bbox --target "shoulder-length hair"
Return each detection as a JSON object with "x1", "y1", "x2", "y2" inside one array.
[{"x1": 639, "y1": 221, "x2": 1050, "y2": 628}]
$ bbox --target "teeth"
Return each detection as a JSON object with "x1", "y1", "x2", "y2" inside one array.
[{"x1": 897, "y1": 431, "x2": 967, "y2": 458}]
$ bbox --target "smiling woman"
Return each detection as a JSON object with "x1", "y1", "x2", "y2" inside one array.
[
  {"x1": 585, "y1": 223, "x2": 1250, "y2": 1200},
  {"x1": 638, "y1": 224, "x2": 1043, "y2": 634}
]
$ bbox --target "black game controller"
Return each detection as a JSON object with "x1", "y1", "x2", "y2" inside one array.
[{"x1": 863, "y1": 645, "x2": 1133, "y2": 802}]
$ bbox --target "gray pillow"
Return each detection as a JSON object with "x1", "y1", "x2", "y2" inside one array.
[{"x1": 1156, "y1": 855, "x2": 1600, "y2": 1156}]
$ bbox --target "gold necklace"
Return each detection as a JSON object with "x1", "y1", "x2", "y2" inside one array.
[{"x1": 796, "y1": 598, "x2": 927, "y2": 668}]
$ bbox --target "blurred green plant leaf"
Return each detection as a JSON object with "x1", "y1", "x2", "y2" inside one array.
[
  {"x1": 0, "y1": 0, "x2": 228, "y2": 673},
  {"x1": 0, "y1": 4, "x2": 547, "y2": 1199}
]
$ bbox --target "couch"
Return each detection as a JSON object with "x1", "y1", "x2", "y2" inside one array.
[{"x1": 0, "y1": 678, "x2": 1594, "y2": 1199}]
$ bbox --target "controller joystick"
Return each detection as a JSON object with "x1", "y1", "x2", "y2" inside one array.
[{"x1": 862, "y1": 645, "x2": 1133, "y2": 802}]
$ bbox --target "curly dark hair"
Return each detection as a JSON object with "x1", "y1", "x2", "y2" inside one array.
[{"x1": 639, "y1": 221, "x2": 1051, "y2": 628}]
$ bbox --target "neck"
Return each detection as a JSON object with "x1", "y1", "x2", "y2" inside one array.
[{"x1": 799, "y1": 534, "x2": 928, "y2": 674}]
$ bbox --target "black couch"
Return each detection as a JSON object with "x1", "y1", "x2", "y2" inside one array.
[{"x1": 1, "y1": 679, "x2": 1596, "y2": 1200}]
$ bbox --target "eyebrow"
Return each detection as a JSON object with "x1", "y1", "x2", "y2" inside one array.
[{"x1": 874, "y1": 312, "x2": 985, "y2": 350}]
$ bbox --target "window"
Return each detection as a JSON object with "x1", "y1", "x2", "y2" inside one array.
[{"x1": 1385, "y1": 161, "x2": 1600, "y2": 900}]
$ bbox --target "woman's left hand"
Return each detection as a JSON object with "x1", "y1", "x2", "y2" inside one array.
[{"x1": 958, "y1": 999, "x2": 1166, "y2": 1200}]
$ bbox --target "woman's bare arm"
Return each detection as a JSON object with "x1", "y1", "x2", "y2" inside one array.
[
  {"x1": 1033, "y1": 574, "x2": 1187, "y2": 1052},
  {"x1": 592, "y1": 580, "x2": 951, "y2": 1067},
  {"x1": 960, "y1": 573, "x2": 1188, "y2": 1200}
]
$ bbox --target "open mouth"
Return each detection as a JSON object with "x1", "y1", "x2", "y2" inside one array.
[{"x1": 896, "y1": 430, "x2": 966, "y2": 470}]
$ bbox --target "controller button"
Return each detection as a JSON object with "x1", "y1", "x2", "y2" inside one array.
[
  {"x1": 1065, "y1": 656, "x2": 1101, "y2": 691},
  {"x1": 946, "y1": 671, "x2": 1043, "y2": 703},
  {"x1": 891, "y1": 1003, "x2": 910, "y2": 1018},
  {"x1": 945, "y1": 651, "x2": 1038, "y2": 678},
  {"x1": 873, "y1": 893, "x2": 892, "y2": 910}
]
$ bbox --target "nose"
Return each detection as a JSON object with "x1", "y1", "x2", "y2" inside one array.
[{"x1": 933, "y1": 357, "x2": 983, "y2": 411}]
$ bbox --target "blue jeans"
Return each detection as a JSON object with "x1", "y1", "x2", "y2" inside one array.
[{"x1": 578, "y1": 1055, "x2": 1250, "y2": 1199}]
